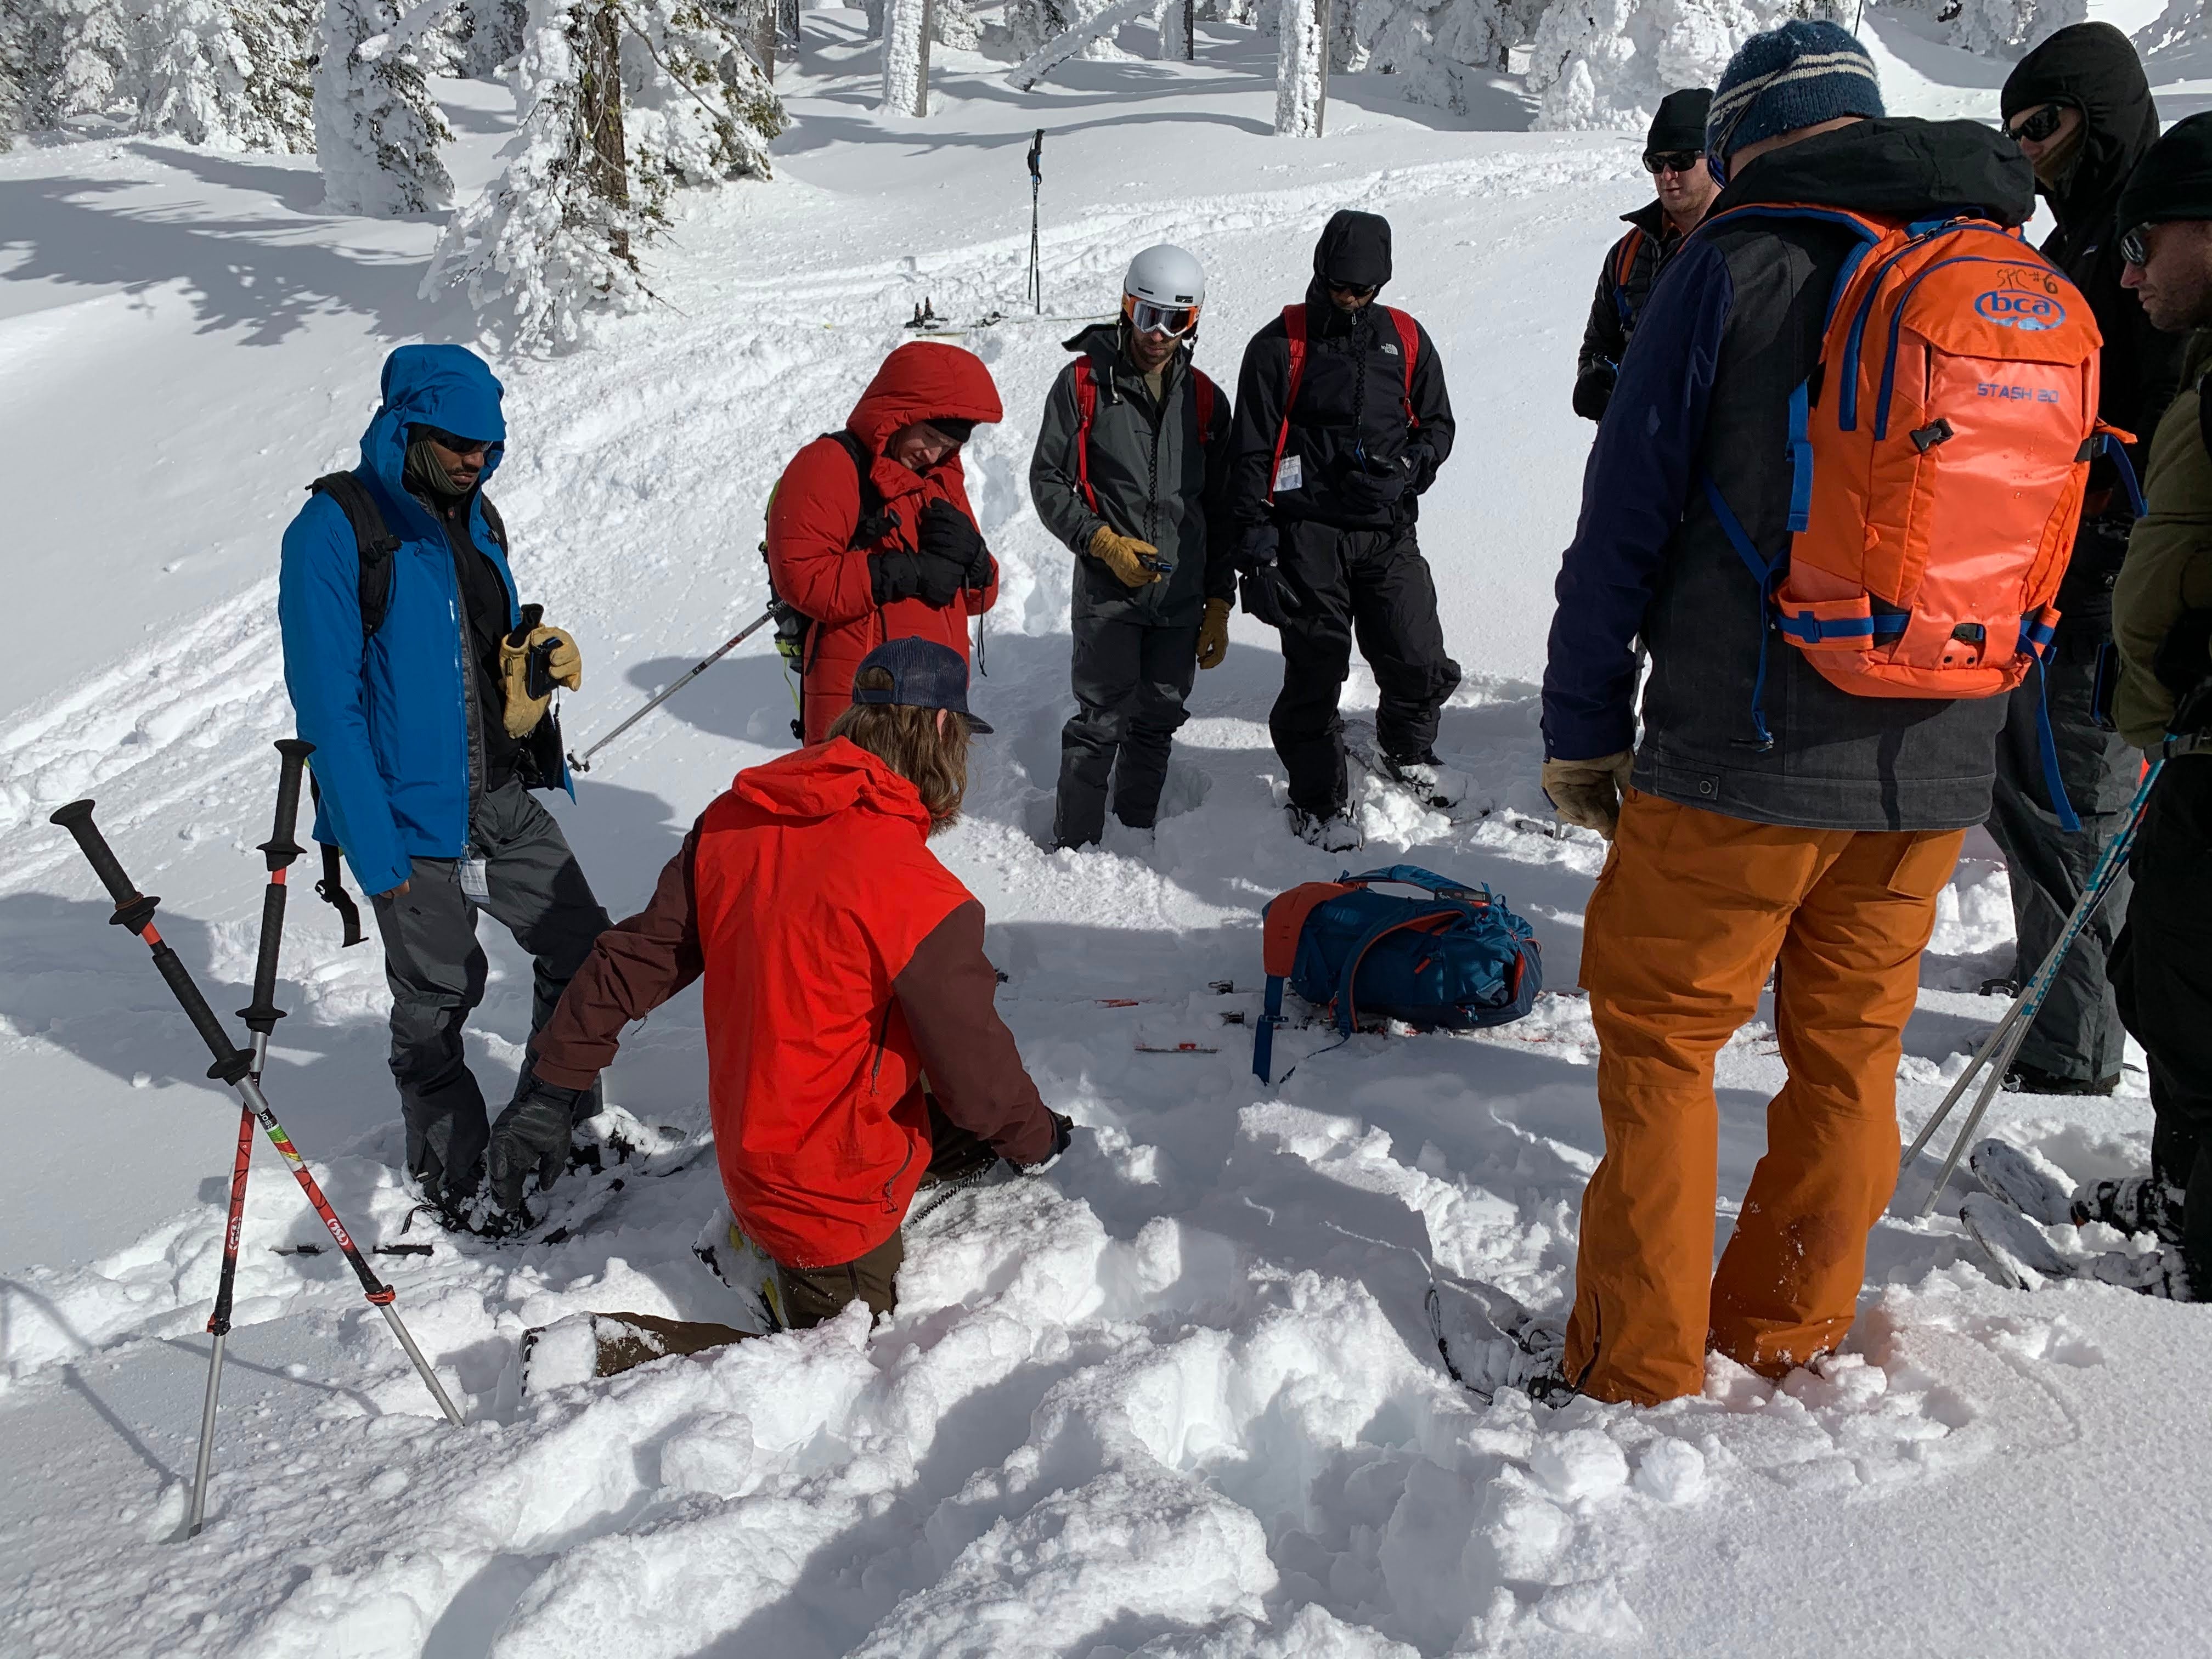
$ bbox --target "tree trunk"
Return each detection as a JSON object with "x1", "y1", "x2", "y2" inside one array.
[
  {"x1": 1273, "y1": 0, "x2": 1324, "y2": 136},
  {"x1": 575, "y1": 0, "x2": 630, "y2": 260}
]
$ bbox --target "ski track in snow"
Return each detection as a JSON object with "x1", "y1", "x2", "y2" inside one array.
[{"x1": 0, "y1": 16, "x2": 2197, "y2": 1657}]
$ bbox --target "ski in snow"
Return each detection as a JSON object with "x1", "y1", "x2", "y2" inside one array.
[
  {"x1": 1960, "y1": 1143, "x2": 2191, "y2": 1297},
  {"x1": 1425, "y1": 1273, "x2": 1565, "y2": 1402},
  {"x1": 1342, "y1": 719, "x2": 1482, "y2": 815}
]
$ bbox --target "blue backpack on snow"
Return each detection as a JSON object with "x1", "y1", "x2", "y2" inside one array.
[{"x1": 1254, "y1": 865, "x2": 1543, "y2": 1082}]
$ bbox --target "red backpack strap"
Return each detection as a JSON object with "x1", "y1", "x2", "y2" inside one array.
[
  {"x1": 1382, "y1": 306, "x2": 1419, "y2": 428},
  {"x1": 1191, "y1": 366, "x2": 1218, "y2": 442},
  {"x1": 1070, "y1": 357, "x2": 1101, "y2": 514},
  {"x1": 1267, "y1": 306, "x2": 1309, "y2": 504}
]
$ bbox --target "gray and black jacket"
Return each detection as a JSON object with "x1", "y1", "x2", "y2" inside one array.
[
  {"x1": 1575, "y1": 200, "x2": 1686, "y2": 421},
  {"x1": 1543, "y1": 117, "x2": 2038, "y2": 832},
  {"x1": 1029, "y1": 325, "x2": 1236, "y2": 629}
]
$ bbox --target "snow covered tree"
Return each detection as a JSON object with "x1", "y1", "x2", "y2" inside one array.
[
  {"x1": 42, "y1": 0, "x2": 142, "y2": 131},
  {"x1": 1274, "y1": 0, "x2": 1324, "y2": 133},
  {"x1": 317, "y1": 0, "x2": 456, "y2": 212},
  {"x1": 1526, "y1": 0, "x2": 1841, "y2": 134},
  {"x1": 1, "y1": 7, "x2": 42, "y2": 146},
  {"x1": 424, "y1": 0, "x2": 781, "y2": 346},
  {"x1": 1356, "y1": 0, "x2": 1543, "y2": 112},
  {"x1": 140, "y1": 0, "x2": 315, "y2": 149},
  {"x1": 881, "y1": 0, "x2": 930, "y2": 112},
  {"x1": 1888, "y1": 0, "x2": 2081, "y2": 57}
]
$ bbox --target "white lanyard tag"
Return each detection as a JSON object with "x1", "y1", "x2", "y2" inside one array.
[
  {"x1": 460, "y1": 857, "x2": 491, "y2": 906},
  {"x1": 1272, "y1": 453, "x2": 1304, "y2": 493}
]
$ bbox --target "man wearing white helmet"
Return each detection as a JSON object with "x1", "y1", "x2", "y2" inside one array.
[{"x1": 1029, "y1": 244, "x2": 1237, "y2": 849}]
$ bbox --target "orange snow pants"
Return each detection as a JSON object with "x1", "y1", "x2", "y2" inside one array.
[{"x1": 1562, "y1": 791, "x2": 1964, "y2": 1406}]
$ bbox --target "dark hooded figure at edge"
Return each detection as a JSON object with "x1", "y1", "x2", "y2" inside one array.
[
  {"x1": 1228, "y1": 210, "x2": 1460, "y2": 851},
  {"x1": 1988, "y1": 22, "x2": 2186, "y2": 1094},
  {"x1": 279, "y1": 345, "x2": 613, "y2": 1231}
]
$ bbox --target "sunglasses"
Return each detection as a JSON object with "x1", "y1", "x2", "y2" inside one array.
[
  {"x1": 2006, "y1": 104, "x2": 2069, "y2": 144},
  {"x1": 1643, "y1": 150, "x2": 1702, "y2": 176},
  {"x1": 1325, "y1": 280, "x2": 1379, "y2": 301},
  {"x1": 1123, "y1": 295, "x2": 1200, "y2": 337},
  {"x1": 419, "y1": 425, "x2": 494, "y2": 454},
  {"x1": 2120, "y1": 223, "x2": 2152, "y2": 267}
]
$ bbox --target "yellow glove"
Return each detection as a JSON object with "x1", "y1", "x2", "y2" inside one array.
[
  {"x1": 1541, "y1": 751, "x2": 1634, "y2": 839},
  {"x1": 499, "y1": 625, "x2": 582, "y2": 739},
  {"x1": 1090, "y1": 525, "x2": 1165, "y2": 589},
  {"x1": 1197, "y1": 597, "x2": 1231, "y2": 671}
]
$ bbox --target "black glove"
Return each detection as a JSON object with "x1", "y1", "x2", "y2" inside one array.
[
  {"x1": 1237, "y1": 522, "x2": 1279, "y2": 574},
  {"x1": 1050, "y1": 1110, "x2": 1074, "y2": 1158},
  {"x1": 1572, "y1": 363, "x2": 1616, "y2": 423},
  {"x1": 1336, "y1": 453, "x2": 1410, "y2": 514},
  {"x1": 870, "y1": 549, "x2": 926, "y2": 605},
  {"x1": 1240, "y1": 564, "x2": 1302, "y2": 628},
  {"x1": 488, "y1": 1075, "x2": 588, "y2": 1215},
  {"x1": 919, "y1": 500, "x2": 989, "y2": 584}
]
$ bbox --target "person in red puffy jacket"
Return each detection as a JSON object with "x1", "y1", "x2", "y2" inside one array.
[
  {"x1": 512, "y1": 639, "x2": 1068, "y2": 1328},
  {"x1": 768, "y1": 342, "x2": 1005, "y2": 744}
]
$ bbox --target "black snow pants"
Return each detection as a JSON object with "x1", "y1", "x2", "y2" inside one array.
[
  {"x1": 1270, "y1": 518, "x2": 1460, "y2": 813},
  {"x1": 1054, "y1": 614, "x2": 1200, "y2": 848},
  {"x1": 371, "y1": 780, "x2": 611, "y2": 1204},
  {"x1": 2111, "y1": 758, "x2": 2212, "y2": 1291},
  {"x1": 1984, "y1": 598, "x2": 2140, "y2": 1084}
]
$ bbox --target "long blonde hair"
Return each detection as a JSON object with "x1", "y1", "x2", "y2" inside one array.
[{"x1": 825, "y1": 668, "x2": 970, "y2": 832}]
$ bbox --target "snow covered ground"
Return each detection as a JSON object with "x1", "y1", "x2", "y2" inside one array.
[{"x1": 3, "y1": 10, "x2": 2205, "y2": 1655}]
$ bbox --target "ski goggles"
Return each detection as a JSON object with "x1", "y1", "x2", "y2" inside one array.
[
  {"x1": 1123, "y1": 295, "x2": 1201, "y2": 337},
  {"x1": 2005, "y1": 103, "x2": 2070, "y2": 144},
  {"x1": 2120, "y1": 223, "x2": 2153, "y2": 268},
  {"x1": 1642, "y1": 150, "x2": 1702, "y2": 175},
  {"x1": 416, "y1": 425, "x2": 496, "y2": 454}
]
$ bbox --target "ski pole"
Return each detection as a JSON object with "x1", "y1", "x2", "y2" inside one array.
[
  {"x1": 186, "y1": 738, "x2": 313, "y2": 1539},
  {"x1": 1902, "y1": 756, "x2": 2166, "y2": 1217},
  {"x1": 564, "y1": 607, "x2": 776, "y2": 775},
  {"x1": 47, "y1": 799, "x2": 465, "y2": 1432},
  {"x1": 1026, "y1": 129, "x2": 1044, "y2": 315}
]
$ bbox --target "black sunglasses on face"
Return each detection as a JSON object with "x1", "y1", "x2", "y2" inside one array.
[
  {"x1": 1326, "y1": 280, "x2": 1379, "y2": 300},
  {"x1": 1643, "y1": 150, "x2": 1702, "y2": 176},
  {"x1": 2120, "y1": 224, "x2": 2151, "y2": 267},
  {"x1": 2006, "y1": 104, "x2": 2068, "y2": 144},
  {"x1": 420, "y1": 425, "x2": 493, "y2": 455}
]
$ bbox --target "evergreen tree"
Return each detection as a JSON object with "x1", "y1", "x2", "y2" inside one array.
[
  {"x1": 141, "y1": 0, "x2": 315, "y2": 149},
  {"x1": 424, "y1": 0, "x2": 781, "y2": 345},
  {"x1": 1526, "y1": 0, "x2": 1839, "y2": 132},
  {"x1": 1274, "y1": 0, "x2": 1324, "y2": 133},
  {"x1": 44, "y1": 0, "x2": 140, "y2": 129},
  {"x1": 316, "y1": 0, "x2": 456, "y2": 212}
]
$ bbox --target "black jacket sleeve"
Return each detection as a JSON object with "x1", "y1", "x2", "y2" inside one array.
[
  {"x1": 1408, "y1": 317, "x2": 1454, "y2": 492},
  {"x1": 1579, "y1": 242, "x2": 1628, "y2": 383},
  {"x1": 1227, "y1": 323, "x2": 1292, "y2": 533},
  {"x1": 1201, "y1": 380, "x2": 1239, "y2": 601}
]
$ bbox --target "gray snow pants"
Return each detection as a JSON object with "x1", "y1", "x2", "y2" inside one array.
[
  {"x1": 1984, "y1": 592, "x2": 2139, "y2": 1085},
  {"x1": 371, "y1": 780, "x2": 611, "y2": 1203},
  {"x1": 1053, "y1": 613, "x2": 1200, "y2": 848}
]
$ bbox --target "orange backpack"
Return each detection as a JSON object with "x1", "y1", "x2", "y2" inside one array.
[{"x1": 1702, "y1": 208, "x2": 2141, "y2": 826}]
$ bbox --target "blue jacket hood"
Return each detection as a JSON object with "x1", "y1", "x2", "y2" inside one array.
[{"x1": 361, "y1": 345, "x2": 507, "y2": 499}]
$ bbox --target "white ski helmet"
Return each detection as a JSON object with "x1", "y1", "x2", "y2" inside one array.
[
  {"x1": 1124, "y1": 244, "x2": 1206, "y2": 309},
  {"x1": 1121, "y1": 245, "x2": 1205, "y2": 337}
]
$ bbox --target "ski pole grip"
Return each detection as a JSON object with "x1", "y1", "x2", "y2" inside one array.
[
  {"x1": 150, "y1": 942, "x2": 252, "y2": 1080},
  {"x1": 505, "y1": 602, "x2": 545, "y2": 650},
  {"x1": 264, "y1": 739, "x2": 314, "y2": 867},
  {"x1": 50, "y1": 799, "x2": 138, "y2": 909}
]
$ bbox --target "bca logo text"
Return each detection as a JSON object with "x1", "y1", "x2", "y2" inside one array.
[{"x1": 1976, "y1": 287, "x2": 2066, "y2": 331}]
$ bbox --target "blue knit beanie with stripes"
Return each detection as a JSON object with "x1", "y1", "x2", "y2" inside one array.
[{"x1": 1707, "y1": 20, "x2": 1884, "y2": 163}]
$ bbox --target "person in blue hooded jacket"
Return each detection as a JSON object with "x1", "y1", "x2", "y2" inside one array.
[{"x1": 279, "y1": 344, "x2": 612, "y2": 1227}]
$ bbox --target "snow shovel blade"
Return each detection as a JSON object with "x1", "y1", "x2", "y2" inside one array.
[{"x1": 520, "y1": 1311, "x2": 757, "y2": 1393}]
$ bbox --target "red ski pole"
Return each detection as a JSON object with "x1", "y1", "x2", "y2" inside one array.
[
  {"x1": 48, "y1": 798, "x2": 464, "y2": 1457},
  {"x1": 182, "y1": 738, "x2": 316, "y2": 1537}
]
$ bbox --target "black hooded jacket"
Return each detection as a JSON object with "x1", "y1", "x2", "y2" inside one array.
[
  {"x1": 1545, "y1": 117, "x2": 2039, "y2": 830},
  {"x1": 1228, "y1": 211, "x2": 1455, "y2": 535},
  {"x1": 2004, "y1": 22, "x2": 2184, "y2": 507}
]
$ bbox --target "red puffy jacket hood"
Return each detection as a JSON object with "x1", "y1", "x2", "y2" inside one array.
[
  {"x1": 730, "y1": 738, "x2": 936, "y2": 835},
  {"x1": 846, "y1": 342, "x2": 1004, "y2": 454}
]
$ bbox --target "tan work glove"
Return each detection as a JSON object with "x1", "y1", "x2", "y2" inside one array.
[
  {"x1": 1197, "y1": 597, "x2": 1231, "y2": 671},
  {"x1": 1541, "y1": 751, "x2": 1634, "y2": 839},
  {"x1": 1090, "y1": 525, "x2": 1165, "y2": 589},
  {"x1": 500, "y1": 624, "x2": 582, "y2": 739}
]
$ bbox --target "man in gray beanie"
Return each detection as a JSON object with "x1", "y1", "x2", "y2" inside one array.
[
  {"x1": 1540, "y1": 19, "x2": 2034, "y2": 1403},
  {"x1": 1575, "y1": 88, "x2": 1716, "y2": 422}
]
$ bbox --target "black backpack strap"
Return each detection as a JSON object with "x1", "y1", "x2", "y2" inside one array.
[
  {"x1": 477, "y1": 493, "x2": 509, "y2": 552},
  {"x1": 827, "y1": 430, "x2": 899, "y2": 549},
  {"x1": 308, "y1": 471, "x2": 401, "y2": 641}
]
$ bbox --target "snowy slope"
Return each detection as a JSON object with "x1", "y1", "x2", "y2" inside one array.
[{"x1": 2, "y1": 13, "x2": 2205, "y2": 1656}]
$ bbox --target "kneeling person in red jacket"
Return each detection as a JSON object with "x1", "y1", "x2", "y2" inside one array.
[{"x1": 498, "y1": 638, "x2": 1068, "y2": 1327}]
